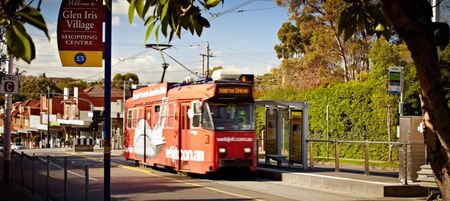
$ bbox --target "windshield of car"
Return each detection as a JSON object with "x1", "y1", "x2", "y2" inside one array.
[{"x1": 203, "y1": 101, "x2": 254, "y2": 131}]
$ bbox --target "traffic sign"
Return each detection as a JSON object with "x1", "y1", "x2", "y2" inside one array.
[
  {"x1": 388, "y1": 67, "x2": 403, "y2": 95},
  {"x1": 0, "y1": 74, "x2": 19, "y2": 94}
]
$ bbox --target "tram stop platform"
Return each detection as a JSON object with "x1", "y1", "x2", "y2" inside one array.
[{"x1": 256, "y1": 159, "x2": 429, "y2": 198}]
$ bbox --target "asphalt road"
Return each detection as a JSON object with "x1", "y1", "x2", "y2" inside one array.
[{"x1": 16, "y1": 148, "x2": 425, "y2": 201}]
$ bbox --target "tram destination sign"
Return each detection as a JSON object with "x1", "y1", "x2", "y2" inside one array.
[
  {"x1": 57, "y1": 0, "x2": 104, "y2": 67},
  {"x1": 216, "y1": 85, "x2": 252, "y2": 96}
]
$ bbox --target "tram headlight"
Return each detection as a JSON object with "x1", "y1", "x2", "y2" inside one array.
[
  {"x1": 218, "y1": 147, "x2": 227, "y2": 157},
  {"x1": 244, "y1": 146, "x2": 252, "y2": 157}
]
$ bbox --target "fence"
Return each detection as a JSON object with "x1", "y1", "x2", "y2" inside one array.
[
  {"x1": 306, "y1": 139, "x2": 425, "y2": 185},
  {"x1": 10, "y1": 150, "x2": 89, "y2": 201}
]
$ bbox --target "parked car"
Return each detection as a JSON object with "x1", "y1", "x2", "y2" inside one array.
[{"x1": 11, "y1": 142, "x2": 24, "y2": 150}]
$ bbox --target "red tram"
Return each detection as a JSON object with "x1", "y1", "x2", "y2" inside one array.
[{"x1": 123, "y1": 72, "x2": 256, "y2": 174}]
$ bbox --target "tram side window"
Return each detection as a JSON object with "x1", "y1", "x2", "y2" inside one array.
[
  {"x1": 154, "y1": 105, "x2": 160, "y2": 126},
  {"x1": 167, "y1": 103, "x2": 176, "y2": 127},
  {"x1": 127, "y1": 110, "x2": 132, "y2": 128},
  {"x1": 191, "y1": 102, "x2": 201, "y2": 128}
]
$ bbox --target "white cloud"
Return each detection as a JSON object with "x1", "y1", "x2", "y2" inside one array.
[
  {"x1": 112, "y1": 0, "x2": 130, "y2": 15},
  {"x1": 112, "y1": 16, "x2": 121, "y2": 26}
]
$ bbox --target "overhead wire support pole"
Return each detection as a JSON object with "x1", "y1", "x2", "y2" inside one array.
[{"x1": 104, "y1": 1, "x2": 112, "y2": 201}]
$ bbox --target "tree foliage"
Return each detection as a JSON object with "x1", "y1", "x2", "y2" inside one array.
[
  {"x1": 273, "y1": 0, "x2": 372, "y2": 85},
  {"x1": 127, "y1": 0, "x2": 215, "y2": 43},
  {"x1": 274, "y1": 22, "x2": 305, "y2": 59},
  {"x1": 0, "y1": 0, "x2": 49, "y2": 63},
  {"x1": 111, "y1": 73, "x2": 139, "y2": 89}
]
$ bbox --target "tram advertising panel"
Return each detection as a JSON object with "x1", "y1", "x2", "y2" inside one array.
[
  {"x1": 265, "y1": 108, "x2": 277, "y2": 154},
  {"x1": 290, "y1": 110, "x2": 302, "y2": 163}
]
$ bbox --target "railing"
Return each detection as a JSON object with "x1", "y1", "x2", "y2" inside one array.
[
  {"x1": 306, "y1": 139, "x2": 424, "y2": 185},
  {"x1": 10, "y1": 150, "x2": 89, "y2": 201}
]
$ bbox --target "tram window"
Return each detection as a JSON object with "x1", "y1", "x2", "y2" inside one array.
[
  {"x1": 127, "y1": 110, "x2": 132, "y2": 128},
  {"x1": 202, "y1": 103, "x2": 214, "y2": 130},
  {"x1": 154, "y1": 105, "x2": 160, "y2": 112},
  {"x1": 191, "y1": 101, "x2": 201, "y2": 128},
  {"x1": 208, "y1": 102, "x2": 254, "y2": 131}
]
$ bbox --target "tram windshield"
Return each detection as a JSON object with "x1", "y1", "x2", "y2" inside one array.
[{"x1": 203, "y1": 102, "x2": 254, "y2": 131}]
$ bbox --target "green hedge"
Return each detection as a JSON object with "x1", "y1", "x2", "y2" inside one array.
[{"x1": 258, "y1": 80, "x2": 402, "y2": 161}]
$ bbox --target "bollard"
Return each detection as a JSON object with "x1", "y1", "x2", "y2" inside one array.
[
  {"x1": 335, "y1": 141, "x2": 340, "y2": 173},
  {"x1": 364, "y1": 141, "x2": 369, "y2": 175}
]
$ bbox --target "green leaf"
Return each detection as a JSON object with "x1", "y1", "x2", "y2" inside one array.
[
  {"x1": 161, "y1": 16, "x2": 168, "y2": 37},
  {"x1": 135, "y1": 0, "x2": 145, "y2": 19},
  {"x1": 143, "y1": 0, "x2": 155, "y2": 17},
  {"x1": 161, "y1": 1, "x2": 170, "y2": 23},
  {"x1": 144, "y1": 20, "x2": 157, "y2": 43},
  {"x1": 6, "y1": 21, "x2": 35, "y2": 63},
  {"x1": 155, "y1": 24, "x2": 161, "y2": 42},
  {"x1": 17, "y1": 7, "x2": 49, "y2": 40},
  {"x1": 128, "y1": 0, "x2": 136, "y2": 24},
  {"x1": 197, "y1": 16, "x2": 210, "y2": 28},
  {"x1": 144, "y1": 16, "x2": 155, "y2": 26}
]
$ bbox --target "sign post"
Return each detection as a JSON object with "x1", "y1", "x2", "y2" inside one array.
[
  {"x1": 0, "y1": 74, "x2": 19, "y2": 94},
  {"x1": 57, "y1": 0, "x2": 104, "y2": 67},
  {"x1": 389, "y1": 66, "x2": 404, "y2": 116}
]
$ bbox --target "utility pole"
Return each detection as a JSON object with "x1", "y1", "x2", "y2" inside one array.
[
  {"x1": 204, "y1": 42, "x2": 215, "y2": 80},
  {"x1": 200, "y1": 54, "x2": 206, "y2": 77},
  {"x1": 3, "y1": 55, "x2": 13, "y2": 184},
  {"x1": 47, "y1": 86, "x2": 51, "y2": 148}
]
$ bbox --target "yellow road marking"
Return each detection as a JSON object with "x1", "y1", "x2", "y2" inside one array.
[{"x1": 69, "y1": 152, "x2": 264, "y2": 201}]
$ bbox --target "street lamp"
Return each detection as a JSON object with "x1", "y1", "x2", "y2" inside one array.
[{"x1": 145, "y1": 44, "x2": 172, "y2": 83}]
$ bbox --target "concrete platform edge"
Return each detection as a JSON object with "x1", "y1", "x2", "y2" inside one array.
[{"x1": 256, "y1": 167, "x2": 428, "y2": 197}]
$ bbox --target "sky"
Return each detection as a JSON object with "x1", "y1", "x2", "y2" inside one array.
[{"x1": 16, "y1": 0, "x2": 290, "y2": 84}]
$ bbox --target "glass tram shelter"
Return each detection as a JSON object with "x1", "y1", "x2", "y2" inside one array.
[{"x1": 255, "y1": 100, "x2": 308, "y2": 170}]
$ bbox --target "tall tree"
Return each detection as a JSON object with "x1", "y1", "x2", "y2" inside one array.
[
  {"x1": 338, "y1": 0, "x2": 450, "y2": 197},
  {"x1": 276, "y1": 0, "x2": 372, "y2": 82},
  {"x1": 127, "y1": 0, "x2": 450, "y2": 197}
]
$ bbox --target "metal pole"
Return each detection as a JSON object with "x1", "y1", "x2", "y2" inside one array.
[
  {"x1": 335, "y1": 140, "x2": 340, "y2": 173},
  {"x1": 32, "y1": 153, "x2": 35, "y2": 194},
  {"x1": 64, "y1": 157, "x2": 68, "y2": 201},
  {"x1": 364, "y1": 141, "x2": 369, "y2": 175},
  {"x1": 144, "y1": 114, "x2": 147, "y2": 163},
  {"x1": 21, "y1": 152, "x2": 24, "y2": 187},
  {"x1": 104, "y1": 2, "x2": 112, "y2": 200},
  {"x1": 3, "y1": 55, "x2": 14, "y2": 184},
  {"x1": 47, "y1": 86, "x2": 50, "y2": 148},
  {"x1": 122, "y1": 80, "x2": 127, "y2": 150},
  {"x1": 205, "y1": 42, "x2": 210, "y2": 80},
  {"x1": 326, "y1": 105, "x2": 329, "y2": 159},
  {"x1": 403, "y1": 143, "x2": 408, "y2": 185},
  {"x1": 47, "y1": 155, "x2": 50, "y2": 200},
  {"x1": 309, "y1": 141, "x2": 314, "y2": 169},
  {"x1": 85, "y1": 165, "x2": 89, "y2": 201}
]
